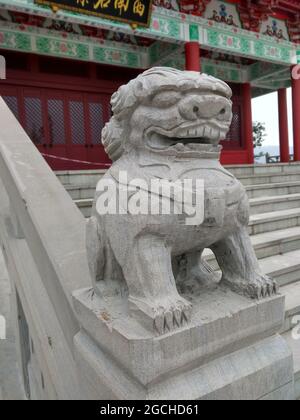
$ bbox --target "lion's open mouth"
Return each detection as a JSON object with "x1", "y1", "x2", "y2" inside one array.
[{"x1": 147, "y1": 123, "x2": 229, "y2": 153}]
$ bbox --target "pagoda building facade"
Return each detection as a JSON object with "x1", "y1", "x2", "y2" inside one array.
[{"x1": 0, "y1": 0, "x2": 299, "y2": 169}]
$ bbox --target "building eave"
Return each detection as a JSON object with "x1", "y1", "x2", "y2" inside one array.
[{"x1": 0, "y1": 1, "x2": 297, "y2": 65}]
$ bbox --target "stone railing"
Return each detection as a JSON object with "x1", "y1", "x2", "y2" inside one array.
[
  {"x1": 265, "y1": 153, "x2": 294, "y2": 163},
  {"x1": 0, "y1": 98, "x2": 91, "y2": 399}
]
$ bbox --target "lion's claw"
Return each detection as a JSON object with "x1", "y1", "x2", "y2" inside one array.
[
  {"x1": 129, "y1": 295, "x2": 192, "y2": 335},
  {"x1": 153, "y1": 299, "x2": 192, "y2": 335},
  {"x1": 223, "y1": 274, "x2": 278, "y2": 300}
]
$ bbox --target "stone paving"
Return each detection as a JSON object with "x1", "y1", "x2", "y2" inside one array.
[{"x1": 0, "y1": 249, "x2": 24, "y2": 400}]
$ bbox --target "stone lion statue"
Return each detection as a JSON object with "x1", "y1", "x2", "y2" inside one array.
[{"x1": 86, "y1": 67, "x2": 277, "y2": 335}]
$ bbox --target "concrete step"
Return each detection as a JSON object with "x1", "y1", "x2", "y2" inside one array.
[
  {"x1": 66, "y1": 181, "x2": 300, "y2": 203},
  {"x1": 59, "y1": 170, "x2": 300, "y2": 189},
  {"x1": 281, "y1": 280, "x2": 300, "y2": 334},
  {"x1": 75, "y1": 199, "x2": 94, "y2": 218},
  {"x1": 226, "y1": 163, "x2": 300, "y2": 178},
  {"x1": 250, "y1": 227, "x2": 300, "y2": 260},
  {"x1": 56, "y1": 164, "x2": 300, "y2": 188},
  {"x1": 250, "y1": 194, "x2": 300, "y2": 215},
  {"x1": 75, "y1": 195, "x2": 300, "y2": 219},
  {"x1": 64, "y1": 185, "x2": 96, "y2": 201},
  {"x1": 238, "y1": 172, "x2": 300, "y2": 187},
  {"x1": 204, "y1": 247, "x2": 300, "y2": 286},
  {"x1": 75, "y1": 199, "x2": 300, "y2": 234},
  {"x1": 259, "y1": 251, "x2": 300, "y2": 287},
  {"x1": 249, "y1": 209, "x2": 300, "y2": 235},
  {"x1": 56, "y1": 170, "x2": 105, "y2": 188},
  {"x1": 282, "y1": 331, "x2": 300, "y2": 399},
  {"x1": 246, "y1": 181, "x2": 300, "y2": 199}
]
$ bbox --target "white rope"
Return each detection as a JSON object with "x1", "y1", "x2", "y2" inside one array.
[{"x1": 41, "y1": 153, "x2": 111, "y2": 167}]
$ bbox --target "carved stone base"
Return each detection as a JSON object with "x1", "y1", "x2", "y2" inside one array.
[{"x1": 73, "y1": 287, "x2": 295, "y2": 400}]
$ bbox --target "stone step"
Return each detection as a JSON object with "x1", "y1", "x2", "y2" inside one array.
[
  {"x1": 226, "y1": 163, "x2": 300, "y2": 178},
  {"x1": 204, "y1": 240, "x2": 300, "y2": 286},
  {"x1": 56, "y1": 164, "x2": 300, "y2": 188},
  {"x1": 250, "y1": 227, "x2": 300, "y2": 260},
  {"x1": 281, "y1": 280, "x2": 300, "y2": 334},
  {"x1": 59, "y1": 170, "x2": 300, "y2": 189},
  {"x1": 239, "y1": 172, "x2": 300, "y2": 187},
  {"x1": 281, "y1": 330, "x2": 300, "y2": 400},
  {"x1": 74, "y1": 198, "x2": 93, "y2": 218},
  {"x1": 64, "y1": 185, "x2": 96, "y2": 201},
  {"x1": 75, "y1": 195, "x2": 300, "y2": 219},
  {"x1": 248, "y1": 208, "x2": 300, "y2": 235},
  {"x1": 246, "y1": 181, "x2": 300, "y2": 199},
  {"x1": 75, "y1": 198, "x2": 300, "y2": 235},
  {"x1": 56, "y1": 170, "x2": 105, "y2": 188},
  {"x1": 250, "y1": 194, "x2": 300, "y2": 215},
  {"x1": 65, "y1": 181, "x2": 300, "y2": 203},
  {"x1": 259, "y1": 250, "x2": 300, "y2": 287}
]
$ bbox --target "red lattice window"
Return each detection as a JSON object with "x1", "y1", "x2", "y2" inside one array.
[
  {"x1": 2, "y1": 95, "x2": 19, "y2": 119},
  {"x1": 69, "y1": 100, "x2": 86, "y2": 145},
  {"x1": 89, "y1": 102, "x2": 104, "y2": 145},
  {"x1": 24, "y1": 96, "x2": 45, "y2": 145},
  {"x1": 47, "y1": 99, "x2": 66, "y2": 145}
]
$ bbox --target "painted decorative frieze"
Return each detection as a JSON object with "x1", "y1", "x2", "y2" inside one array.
[
  {"x1": 260, "y1": 17, "x2": 289, "y2": 41},
  {"x1": 204, "y1": 0, "x2": 241, "y2": 28},
  {"x1": 0, "y1": 0, "x2": 297, "y2": 66},
  {"x1": 152, "y1": 0, "x2": 179, "y2": 11},
  {"x1": 179, "y1": 0, "x2": 210, "y2": 16},
  {"x1": 0, "y1": 20, "x2": 149, "y2": 68}
]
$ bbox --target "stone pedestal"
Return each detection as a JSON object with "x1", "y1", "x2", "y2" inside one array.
[{"x1": 73, "y1": 287, "x2": 294, "y2": 400}]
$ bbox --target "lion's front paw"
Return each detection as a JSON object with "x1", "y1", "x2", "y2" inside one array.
[
  {"x1": 222, "y1": 274, "x2": 278, "y2": 300},
  {"x1": 129, "y1": 295, "x2": 192, "y2": 335},
  {"x1": 153, "y1": 298, "x2": 193, "y2": 335}
]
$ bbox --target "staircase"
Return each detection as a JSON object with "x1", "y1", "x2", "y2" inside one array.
[{"x1": 56, "y1": 163, "x2": 300, "y2": 399}]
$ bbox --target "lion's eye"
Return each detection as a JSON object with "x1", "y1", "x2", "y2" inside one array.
[{"x1": 151, "y1": 91, "x2": 182, "y2": 107}]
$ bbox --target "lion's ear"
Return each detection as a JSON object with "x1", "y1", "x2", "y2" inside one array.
[
  {"x1": 102, "y1": 118, "x2": 125, "y2": 162},
  {"x1": 133, "y1": 79, "x2": 145, "y2": 99}
]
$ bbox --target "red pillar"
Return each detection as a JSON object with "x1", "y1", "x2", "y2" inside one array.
[
  {"x1": 278, "y1": 89, "x2": 290, "y2": 163},
  {"x1": 185, "y1": 42, "x2": 200, "y2": 72},
  {"x1": 292, "y1": 65, "x2": 300, "y2": 161},
  {"x1": 242, "y1": 83, "x2": 254, "y2": 164}
]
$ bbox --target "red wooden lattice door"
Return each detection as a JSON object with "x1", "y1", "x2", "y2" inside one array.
[{"x1": 1, "y1": 85, "x2": 111, "y2": 170}]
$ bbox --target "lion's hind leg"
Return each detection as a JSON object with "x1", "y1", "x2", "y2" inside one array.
[{"x1": 86, "y1": 216, "x2": 125, "y2": 296}]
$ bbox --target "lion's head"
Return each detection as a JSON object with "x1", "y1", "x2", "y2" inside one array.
[{"x1": 102, "y1": 67, "x2": 233, "y2": 161}]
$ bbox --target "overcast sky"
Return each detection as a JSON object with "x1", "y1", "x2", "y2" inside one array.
[{"x1": 252, "y1": 88, "x2": 293, "y2": 148}]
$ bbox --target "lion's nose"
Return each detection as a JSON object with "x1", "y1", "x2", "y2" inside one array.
[{"x1": 178, "y1": 95, "x2": 232, "y2": 121}]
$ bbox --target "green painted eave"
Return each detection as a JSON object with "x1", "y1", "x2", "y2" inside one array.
[{"x1": 0, "y1": 1, "x2": 297, "y2": 66}]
